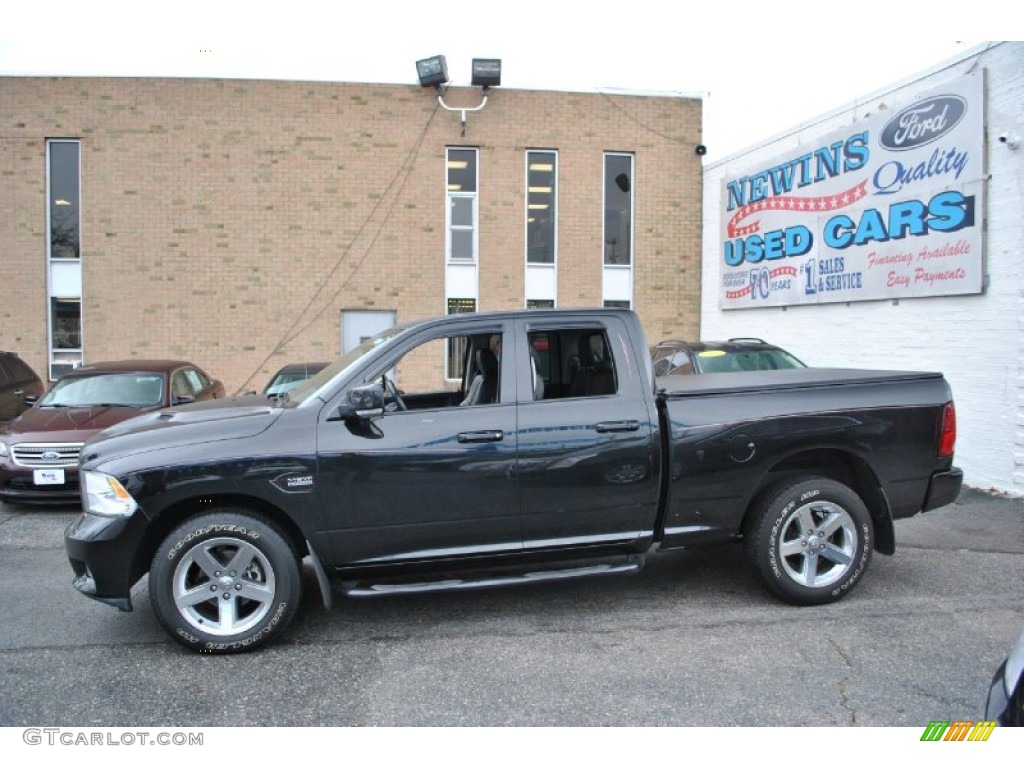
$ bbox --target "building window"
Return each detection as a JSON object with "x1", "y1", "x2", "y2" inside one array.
[
  {"x1": 47, "y1": 140, "x2": 83, "y2": 379},
  {"x1": 603, "y1": 300, "x2": 631, "y2": 309},
  {"x1": 527, "y1": 299, "x2": 555, "y2": 309},
  {"x1": 604, "y1": 153, "x2": 633, "y2": 266},
  {"x1": 446, "y1": 298, "x2": 477, "y2": 379},
  {"x1": 48, "y1": 141, "x2": 81, "y2": 260},
  {"x1": 447, "y1": 148, "x2": 478, "y2": 262},
  {"x1": 50, "y1": 298, "x2": 82, "y2": 350},
  {"x1": 526, "y1": 151, "x2": 557, "y2": 265}
]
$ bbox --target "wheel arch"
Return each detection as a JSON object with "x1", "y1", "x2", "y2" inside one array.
[
  {"x1": 130, "y1": 493, "x2": 310, "y2": 587},
  {"x1": 745, "y1": 448, "x2": 895, "y2": 555}
]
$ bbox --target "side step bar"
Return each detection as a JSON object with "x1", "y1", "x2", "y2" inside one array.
[{"x1": 342, "y1": 555, "x2": 645, "y2": 597}]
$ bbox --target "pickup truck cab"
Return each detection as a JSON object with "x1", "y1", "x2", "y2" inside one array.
[{"x1": 65, "y1": 309, "x2": 962, "y2": 652}]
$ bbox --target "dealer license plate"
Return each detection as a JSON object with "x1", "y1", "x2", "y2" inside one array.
[{"x1": 33, "y1": 469, "x2": 65, "y2": 485}]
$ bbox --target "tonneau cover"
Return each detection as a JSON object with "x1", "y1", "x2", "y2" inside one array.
[{"x1": 657, "y1": 368, "x2": 944, "y2": 399}]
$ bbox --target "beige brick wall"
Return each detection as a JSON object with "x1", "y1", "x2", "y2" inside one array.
[{"x1": 0, "y1": 77, "x2": 702, "y2": 392}]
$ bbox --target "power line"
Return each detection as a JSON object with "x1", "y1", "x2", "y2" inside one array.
[
  {"x1": 597, "y1": 89, "x2": 697, "y2": 145},
  {"x1": 234, "y1": 102, "x2": 440, "y2": 394}
]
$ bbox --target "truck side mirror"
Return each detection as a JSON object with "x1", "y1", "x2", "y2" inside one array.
[{"x1": 334, "y1": 382, "x2": 385, "y2": 421}]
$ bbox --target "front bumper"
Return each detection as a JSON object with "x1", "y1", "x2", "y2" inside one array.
[
  {"x1": 985, "y1": 626, "x2": 1024, "y2": 726},
  {"x1": 985, "y1": 659, "x2": 1024, "y2": 726},
  {"x1": 0, "y1": 465, "x2": 81, "y2": 504},
  {"x1": 986, "y1": 660, "x2": 1010, "y2": 724},
  {"x1": 922, "y1": 466, "x2": 963, "y2": 512},
  {"x1": 64, "y1": 509, "x2": 148, "y2": 611}
]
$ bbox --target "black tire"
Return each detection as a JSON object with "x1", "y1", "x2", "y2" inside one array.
[
  {"x1": 150, "y1": 509, "x2": 301, "y2": 653},
  {"x1": 743, "y1": 477, "x2": 873, "y2": 605}
]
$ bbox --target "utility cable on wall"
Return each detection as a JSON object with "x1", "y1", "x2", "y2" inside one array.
[{"x1": 234, "y1": 102, "x2": 440, "y2": 394}]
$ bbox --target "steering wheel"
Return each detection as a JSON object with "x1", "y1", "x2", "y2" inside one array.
[{"x1": 382, "y1": 375, "x2": 407, "y2": 412}]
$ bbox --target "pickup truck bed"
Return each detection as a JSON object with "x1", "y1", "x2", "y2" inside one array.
[{"x1": 657, "y1": 367, "x2": 959, "y2": 555}]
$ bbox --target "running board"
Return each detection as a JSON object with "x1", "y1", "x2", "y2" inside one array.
[{"x1": 342, "y1": 555, "x2": 645, "y2": 597}]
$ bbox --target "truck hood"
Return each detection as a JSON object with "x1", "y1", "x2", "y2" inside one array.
[{"x1": 80, "y1": 395, "x2": 285, "y2": 468}]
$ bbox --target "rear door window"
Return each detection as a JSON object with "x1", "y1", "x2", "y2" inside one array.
[
  {"x1": 171, "y1": 371, "x2": 192, "y2": 399},
  {"x1": 184, "y1": 368, "x2": 205, "y2": 392},
  {"x1": 525, "y1": 327, "x2": 618, "y2": 399}
]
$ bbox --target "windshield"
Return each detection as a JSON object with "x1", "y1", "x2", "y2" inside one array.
[
  {"x1": 286, "y1": 329, "x2": 402, "y2": 405},
  {"x1": 694, "y1": 349, "x2": 805, "y2": 374},
  {"x1": 38, "y1": 373, "x2": 165, "y2": 407},
  {"x1": 265, "y1": 372, "x2": 316, "y2": 396},
  {"x1": 652, "y1": 349, "x2": 693, "y2": 376}
]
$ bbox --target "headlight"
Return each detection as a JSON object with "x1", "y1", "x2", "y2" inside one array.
[
  {"x1": 83, "y1": 470, "x2": 138, "y2": 517},
  {"x1": 0, "y1": 442, "x2": 7, "y2": 459}
]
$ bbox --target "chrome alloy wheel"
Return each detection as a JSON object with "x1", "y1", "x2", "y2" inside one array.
[
  {"x1": 172, "y1": 536, "x2": 277, "y2": 636},
  {"x1": 777, "y1": 501, "x2": 857, "y2": 588}
]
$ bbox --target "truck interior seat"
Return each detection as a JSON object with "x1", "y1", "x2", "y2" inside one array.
[{"x1": 460, "y1": 348, "x2": 499, "y2": 406}]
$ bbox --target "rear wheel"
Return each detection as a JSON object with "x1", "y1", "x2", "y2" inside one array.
[
  {"x1": 150, "y1": 510, "x2": 301, "y2": 652},
  {"x1": 744, "y1": 477, "x2": 873, "y2": 605}
]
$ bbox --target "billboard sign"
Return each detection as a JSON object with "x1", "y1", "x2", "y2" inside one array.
[{"x1": 719, "y1": 73, "x2": 984, "y2": 309}]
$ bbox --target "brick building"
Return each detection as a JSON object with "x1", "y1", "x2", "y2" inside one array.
[{"x1": 0, "y1": 77, "x2": 703, "y2": 392}]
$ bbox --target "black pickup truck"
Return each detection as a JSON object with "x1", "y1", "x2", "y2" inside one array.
[{"x1": 65, "y1": 309, "x2": 962, "y2": 652}]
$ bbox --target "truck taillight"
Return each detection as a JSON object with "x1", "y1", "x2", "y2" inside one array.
[{"x1": 938, "y1": 401, "x2": 956, "y2": 458}]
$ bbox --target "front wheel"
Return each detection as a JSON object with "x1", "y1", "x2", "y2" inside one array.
[
  {"x1": 744, "y1": 477, "x2": 873, "y2": 605},
  {"x1": 150, "y1": 510, "x2": 302, "y2": 652}
]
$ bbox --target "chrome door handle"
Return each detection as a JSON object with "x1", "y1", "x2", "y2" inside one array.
[
  {"x1": 457, "y1": 430, "x2": 504, "y2": 443},
  {"x1": 594, "y1": 420, "x2": 640, "y2": 433}
]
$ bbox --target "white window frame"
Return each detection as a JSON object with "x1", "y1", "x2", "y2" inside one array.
[
  {"x1": 524, "y1": 149, "x2": 558, "y2": 267},
  {"x1": 602, "y1": 152, "x2": 635, "y2": 309},
  {"x1": 446, "y1": 148, "x2": 479, "y2": 265},
  {"x1": 524, "y1": 149, "x2": 558, "y2": 308},
  {"x1": 46, "y1": 139, "x2": 84, "y2": 380},
  {"x1": 602, "y1": 152, "x2": 635, "y2": 267}
]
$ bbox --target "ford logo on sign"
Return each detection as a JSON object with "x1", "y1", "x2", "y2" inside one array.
[{"x1": 880, "y1": 95, "x2": 967, "y2": 151}]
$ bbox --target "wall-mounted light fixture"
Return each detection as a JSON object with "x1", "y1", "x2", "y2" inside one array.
[
  {"x1": 416, "y1": 56, "x2": 501, "y2": 137},
  {"x1": 415, "y1": 55, "x2": 449, "y2": 89},
  {"x1": 997, "y1": 131, "x2": 1020, "y2": 150},
  {"x1": 471, "y1": 59, "x2": 501, "y2": 87}
]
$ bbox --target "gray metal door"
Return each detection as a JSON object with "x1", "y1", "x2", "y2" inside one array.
[{"x1": 341, "y1": 310, "x2": 396, "y2": 354}]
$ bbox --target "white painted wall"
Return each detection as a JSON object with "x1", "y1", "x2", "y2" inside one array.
[{"x1": 701, "y1": 42, "x2": 1024, "y2": 495}]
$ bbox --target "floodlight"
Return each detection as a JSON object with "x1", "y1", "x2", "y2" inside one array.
[
  {"x1": 416, "y1": 55, "x2": 501, "y2": 136},
  {"x1": 471, "y1": 59, "x2": 501, "y2": 88},
  {"x1": 416, "y1": 55, "x2": 449, "y2": 88}
]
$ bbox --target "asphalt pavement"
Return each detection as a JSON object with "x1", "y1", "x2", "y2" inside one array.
[{"x1": 0, "y1": 487, "x2": 1021, "y2": 726}]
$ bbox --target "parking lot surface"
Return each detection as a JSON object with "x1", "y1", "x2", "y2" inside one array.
[{"x1": 0, "y1": 488, "x2": 1021, "y2": 726}]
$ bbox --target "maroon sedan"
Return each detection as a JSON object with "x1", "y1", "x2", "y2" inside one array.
[{"x1": 0, "y1": 360, "x2": 224, "y2": 503}]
